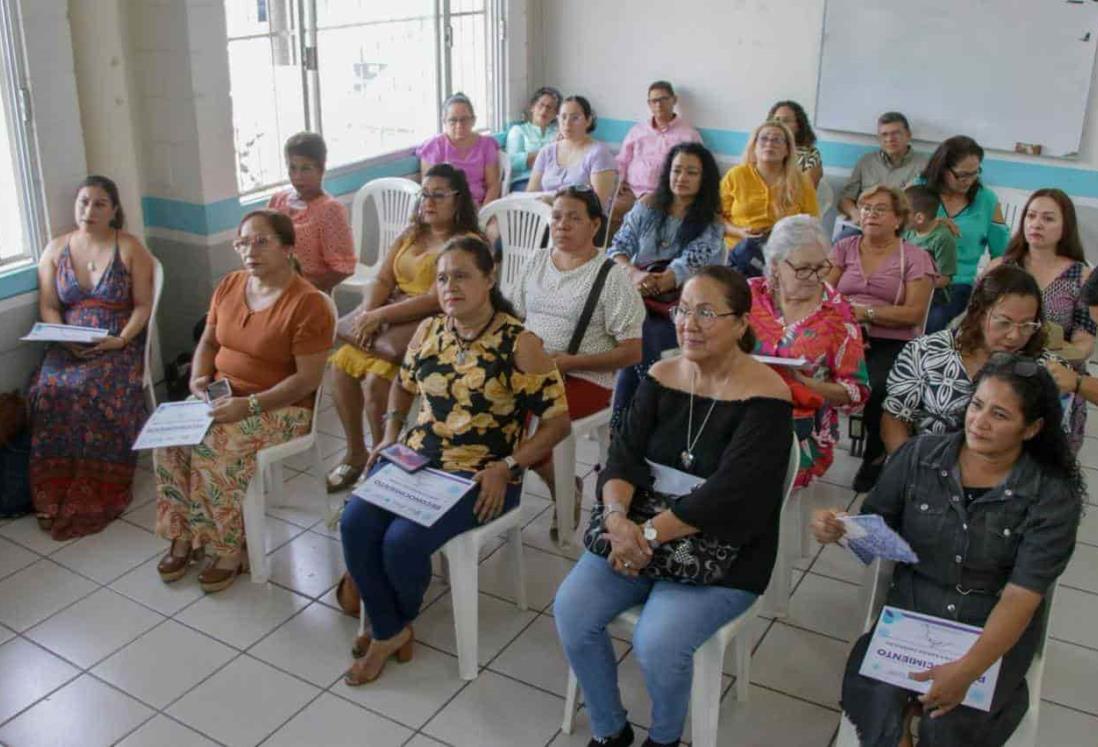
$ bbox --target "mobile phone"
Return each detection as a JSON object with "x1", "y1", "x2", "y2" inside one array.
[
  {"x1": 380, "y1": 443, "x2": 430, "y2": 473},
  {"x1": 206, "y1": 378, "x2": 232, "y2": 403}
]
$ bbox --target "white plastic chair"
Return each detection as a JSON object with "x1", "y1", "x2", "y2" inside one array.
[
  {"x1": 834, "y1": 558, "x2": 1057, "y2": 747},
  {"x1": 601, "y1": 174, "x2": 622, "y2": 250},
  {"x1": 995, "y1": 186, "x2": 1031, "y2": 236},
  {"x1": 547, "y1": 407, "x2": 611, "y2": 545},
  {"x1": 561, "y1": 436, "x2": 801, "y2": 747},
  {"x1": 142, "y1": 257, "x2": 164, "y2": 412},
  {"x1": 498, "y1": 150, "x2": 513, "y2": 197},
  {"x1": 340, "y1": 178, "x2": 420, "y2": 294},
  {"x1": 478, "y1": 195, "x2": 552, "y2": 301},
  {"x1": 242, "y1": 293, "x2": 339, "y2": 584},
  {"x1": 817, "y1": 178, "x2": 835, "y2": 218}
]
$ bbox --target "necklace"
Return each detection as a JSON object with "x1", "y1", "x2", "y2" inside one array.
[
  {"x1": 450, "y1": 312, "x2": 497, "y2": 366},
  {"x1": 682, "y1": 369, "x2": 719, "y2": 469}
]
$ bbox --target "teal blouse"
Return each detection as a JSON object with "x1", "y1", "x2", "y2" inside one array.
[
  {"x1": 936, "y1": 184, "x2": 1009, "y2": 285},
  {"x1": 505, "y1": 121, "x2": 558, "y2": 184}
]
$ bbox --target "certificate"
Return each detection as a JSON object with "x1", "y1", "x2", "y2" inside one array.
[
  {"x1": 22, "y1": 322, "x2": 109, "y2": 344},
  {"x1": 752, "y1": 354, "x2": 809, "y2": 369},
  {"x1": 352, "y1": 464, "x2": 476, "y2": 527},
  {"x1": 132, "y1": 401, "x2": 214, "y2": 450},
  {"x1": 859, "y1": 606, "x2": 1001, "y2": 712},
  {"x1": 839, "y1": 514, "x2": 919, "y2": 565}
]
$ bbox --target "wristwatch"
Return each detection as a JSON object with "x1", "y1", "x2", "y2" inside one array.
[
  {"x1": 865, "y1": 306, "x2": 876, "y2": 322},
  {"x1": 502, "y1": 455, "x2": 523, "y2": 480},
  {"x1": 643, "y1": 519, "x2": 660, "y2": 548},
  {"x1": 247, "y1": 393, "x2": 262, "y2": 416}
]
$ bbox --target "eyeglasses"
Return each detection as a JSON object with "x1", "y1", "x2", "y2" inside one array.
[
  {"x1": 858, "y1": 204, "x2": 894, "y2": 216},
  {"x1": 986, "y1": 352, "x2": 1041, "y2": 376},
  {"x1": 949, "y1": 166, "x2": 982, "y2": 180},
  {"x1": 419, "y1": 189, "x2": 457, "y2": 202},
  {"x1": 232, "y1": 234, "x2": 276, "y2": 251},
  {"x1": 783, "y1": 259, "x2": 832, "y2": 281},
  {"x1": 445, "y1": 116, "x2": 474, "y2": 126},
  {"x1": 987, "y1": 315, "x2": 1042, "y2": 337},
  {"x1": 648, "y1": 95, "x2": 672, "y2": 105},
  {"x1": 757, "y1": 135, "x2": 786, "y2": 146},
  {"x1": 669, "y1": 304, "x2": 738, "y2": 328}
]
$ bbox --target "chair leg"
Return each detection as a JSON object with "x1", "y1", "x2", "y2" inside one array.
[
  {"x1": 799, "y1": 485, "x2": 815, "y2": 559},
  {"x1": 358, "y1": 600, "x2": 368, "y2": 637},
  {"x1": 764, "y1": 534, "x2": 791, "y2": 618},
  {"x1": 553, "y1": 435, "x2": 577, "y2": 546},
  {"x1": 733, "y1": 630, "x2": 751, "y2": 702},
  {"x1": 508, "y1": 525, "x2": 527, "y2": 611},
  {"x1": 242, "y1": 476, "x2": 269, "y2": 584},
  {"x1": 689, "y1": 639, "x2": 724, "y2": 747},
  {"x1": 445, "y1": 539, "x2": 480, "y2": 680},
  {"x1": 562, "y1": 667, "x2": 580, "y2": 733}
]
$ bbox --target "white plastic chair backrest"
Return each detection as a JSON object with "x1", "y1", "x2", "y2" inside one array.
[
  {"x1": 816, "y1": 178, "x2": 835, "y2": 218},
  {"x1": 478, "y1": 196, "x2": 552, "y2": 301},
  {"x1": 144, "y1": 257, "x2": 165, "y2": 409},
  {"x1": 861, "y1": 557, "x2": 896, "y2": 630},
  {"x1": 498, "y1": 150, "x2": 512, "y2": 197},
  {"x1": 601, "y1": 173, "x2": 622, "y2": 250},
  {"x1": 310, "y1": 292, "x2": 339, "y2": 434},
  {"x1": 350, "y1": 177, "x2": 420, "y2": 271},
  {"x1": 995, "y1": 186, "x2": 1030, "y2": 236}
]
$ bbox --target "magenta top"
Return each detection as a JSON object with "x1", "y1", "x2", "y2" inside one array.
[
  {"x1": 830, "y1": 235, "x2": 936, "y2": 341},
  {"x1": 415, "y1": 133, "x2": 500, "y2": 205}
]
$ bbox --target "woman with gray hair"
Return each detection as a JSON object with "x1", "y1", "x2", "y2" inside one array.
[{"x1": 748, "y1": 215, "x2": 869, "y2": 487}]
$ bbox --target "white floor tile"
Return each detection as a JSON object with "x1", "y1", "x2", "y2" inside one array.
[
  {"x1": 1036, "y1": 701, "x2": 1098, "y2": 747},
  {"x1": 128, "y1": 467, "x2": 158, "y2": 507},
  {"x1": 0, "y1": 558, "x2": 97, "y2": 631},
  {"x1": 25, "y1": 587, "x2": 164, "y2": 669},
  {"x1": 266, "y1": 472, "x2": 328, "y2": 528},
  {"x1": 168, "y1": 655, "x2": 319, "y2": 746},
  {"x1": 50, "y1": 520, "x2": 164, "y2": 583},
  {"x1": 264, "y1": 692, "x2": 412, "y2": 747},
  {"x1": 176, "y1": 579, "x2": 310, "y2": 649},
  {"x1": 250, "y1": 601, "x2": 360, "y2": 688},
  {"x1": 521, "y1": 502, "x2": 586, "y2": 562},
  {"x1": 1050, "y1": 586, "x2": 1098, "y2": 650},
  {"x1": 1044, "y1": 638, "x2": 1098, "y2": 715},
  {"x1": 422, "y1": 670, "x2": 565, "y2": 747},
  {"x1": 120, "y1": 500, "x2": 158, "y2": 532},
  {"x1": 785, "y1": 572, "x2": 863, "y2": 642},
  {"x1": 488, "y1": 614, "x2": 627, "y2": 697},
  {"x1": 1077, "y1": 509, "x2": 1098, "y2": 546},
  {"x1": 0, "y1": 622, "x2": 11, "y2": 646},
  {"x1": 749, "y1": 622, "x2": 850, "y2": 710},
  {"x1": 333, "y1": 644, "x2": 465, "y2": 729},
  {"x1": 115, "y1": 715, "x2": 220, "y2": 747},
  {"x1": 0, "y1": 637, "x2": 80, "y2": 723},
  {"x1": 722, "y1": 614, "x2": 775, "y2": 675},
  {"x1": 1078, "y1": 436, "x2": 1098, "y2": 470},
  {"x1": 1061, "y1": 542, "x2": 1098, "y2": 595},
  {"x1": 548, "y1": 710, "x2": 651, "y2": 745},
  {"x1": 0, "y1": 674, "x2": 153, "y2": 747},
  {"x1": 92, "y1": 620, "x2": 236, "y2": 708},
  {"x1": 0, "y1": 535, "x2": 38, "y2": 580},
  {"x1": 264, "y1": 515, "x2": 308, "y2": 552},
  {"x1": 0, "y1": 514, "x2": 78, "y2": 555},
  {"x1": 414, "y1": 591, "x2": 536, "y2": 666},
  {"x1": 477, "y1": 543, "x2": 576, "y2": 611},
  {"x1": 267, "y1": 530, "x2": 345, "y2": 598},
  {"x1": 404, "y1": 736, "x2": 450, "y2": 747},
  {"x1": 109, "y1": 554, "x2": 207, "y2": 616},
  {"x1": 715, "y1": 684, "x2": 839, "y2": 746},
  {"x1": 797, "y1": 544, "x2": 869, "y2": 586}
]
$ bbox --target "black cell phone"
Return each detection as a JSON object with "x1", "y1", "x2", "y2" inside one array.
[
  {"x1": 206, "y1": 379, "x2": 232, "y2": 402},
  {"x1": 380, "y1": 443, "x2": 430, "y2": 473}
]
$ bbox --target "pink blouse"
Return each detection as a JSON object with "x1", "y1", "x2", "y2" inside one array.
[
  {"x1": 415, "y1": 133, "x2": 500, "y2": 205},
  {"x1": 267, "y1": 191, "x2": 356, "y2": 279}
]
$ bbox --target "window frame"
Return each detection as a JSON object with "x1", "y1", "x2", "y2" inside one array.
[
  {"x1": 226, "y1": 0, "x2": 507, "y2": 198},
  {"x1": 0, "y1": 0, "x2": 47, "y2": 271}
]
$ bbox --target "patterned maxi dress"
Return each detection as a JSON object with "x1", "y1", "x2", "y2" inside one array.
[{"x1": 28, "y1": 243, "x2": 146, "y2": 539}]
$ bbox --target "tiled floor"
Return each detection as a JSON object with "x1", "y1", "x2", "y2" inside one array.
[{"x1": 1, "y1": 394, "x2": 1097, "y2": 746}]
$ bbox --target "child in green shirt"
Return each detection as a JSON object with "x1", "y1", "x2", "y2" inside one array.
[{"x1": 903, "y1": 185, "x2": 957, "y2": 307}]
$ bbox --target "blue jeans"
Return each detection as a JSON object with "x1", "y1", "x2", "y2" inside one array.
[
  {"x1": 925, "y1": 283, "x2": 973, "y2": 334},
  {"x1": 612, "y1": 314, "x2": 678, "y2": 429},
  {"x1": 726, "y1": 235, "x2": 768, "y2": 278},
  {"x1": 554, "y1": 551, "x2": 758, "y2": 743},
  {"x1": 341, "y1": 464, "x2": 521, "y2": 639}
]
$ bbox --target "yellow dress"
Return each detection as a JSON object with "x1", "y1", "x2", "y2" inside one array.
[{"x1": 330, "y1": 235, "x2": 439, "y2": 381}]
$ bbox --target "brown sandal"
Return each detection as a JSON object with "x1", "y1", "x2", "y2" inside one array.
[
  {"x1": 158, "y1": 541, "x2": 201, "y2": 583},
  {"x1": 336, "y1": 572, "x2": 361, "y2": 617},
  {"x1": 198, "y1": 553, "x2": 250, "y2": 593},
  {"x1": 351, "y1": 632, "x2": 372, "y2": 658},
  {"x1": 344, "y1": 626, "x2": 414, "y2": 686}
]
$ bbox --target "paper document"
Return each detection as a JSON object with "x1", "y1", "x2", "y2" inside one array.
[
  {"x1": 22, "y1": 322, "x2": 109, "y2": 343},
  {"x1": 860, "y1": 606, "x2": 1001, "y2": 711},
  {"x1": 839, "y1": 514, "x2": 919, "y2": 565},
  {"x1": 646, "y1": 459, "x2": 705, "y2": 497},
  {"x1": 752, "y1": 354, "x2": 809, "y2": 369},
  {"x1": 353, "y1": 464, "x2": 476, "y2": 527},
  {"x1": 132, "y1": 401, "x2": 214, "y2": 450}
]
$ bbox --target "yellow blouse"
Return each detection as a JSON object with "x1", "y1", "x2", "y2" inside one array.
[{"x1": 719, "y1": 164, "x2": 819, "y2": 237}]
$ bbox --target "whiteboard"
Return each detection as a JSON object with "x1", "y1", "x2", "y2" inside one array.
[{"x1": 815, "y1": 0, "x2": 1098, "y2": 158}]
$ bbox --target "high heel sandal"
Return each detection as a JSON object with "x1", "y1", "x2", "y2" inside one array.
[
  {"x1": 198, "y1": 553, "x2": 250, "y2": 593},
  {"x1": 351, "y1": 632, "x2": 371, "y2": 658},
  {"x1": 157, "y1": 541, "x2": 201, "y2": 583},
  {"x1": 344, "y1": 626, "x2": 414, "y2": 686}
]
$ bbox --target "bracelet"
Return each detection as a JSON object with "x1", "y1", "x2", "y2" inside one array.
[
  {"x1": 247, "y1": 394, "x2": 262, "y2": 416},
  {"x1": 865, "y1": 306, "x2": 876, "y2": 322},
  {"x1": 1075, "y1": 373, "x2": 1086, "y2": 396}
]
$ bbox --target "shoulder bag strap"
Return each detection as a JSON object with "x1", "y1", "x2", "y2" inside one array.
[{"x1": 566, "y1": 259, "x2": 616, "y2": 356}]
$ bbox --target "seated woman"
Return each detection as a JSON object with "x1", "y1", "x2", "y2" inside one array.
[
  {"x1": 417, "y1": 92, "x2": 500, "y2": 207},
  {"x1": 609, "y1": 142, "x2": 724, "y2": 421},
  {"x1": 341, "y1": 236, "x2": 570, "y2": 685},
  {"x1": 267, "y1": 131, "x2": 356, "y2": 293},
  {"x1": 527, "y1": 95, "x2": 617, "y2": 211},
  {"x1": 826, "y1": 185, "x2": 935, "y2": 493},
  {"x1": 749, "y1": 215, "x2": 869, "y2": 488},
  {"x1": 325, "y1": 165, "x2": 482, "y2": 492},
  {"x1": 155, "y1": 210, "x2": 332, "y2": 592},
  {"x1": 513, "y1": 186, "x2": 646, "y2": 539},
  {"x1": 813, "y1": 354, "x2": 1082, "y2": 747},
  {"x1": 29, "y1": 175, "x2": 155, "y2": 539},
  {"x1": 505, "y1": 86, "x2": 561, "y2": 191},
  {"x1": 883, "y1": 265, "x2": 1076, "y2": 455},
  {"x1": 768, "y1": 100, "x2": 823, "y2": 187},
  {"x1": 554, "y1": 267, "x2": 793, "y2": 747},
  {"x1": 722, "y1": 121, "x2": 819, "y2": 278}
]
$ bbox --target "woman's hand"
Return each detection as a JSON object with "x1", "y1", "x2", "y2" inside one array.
[
  {"x1": 810, "y1": 509, "x2": 849, "y2": 545},
  {"x1": 353, "y1": 311, "x2": 383, "y2": 347},
  {"x1": 208, "y1": 396, "x2": 250, "y2": 424},
  {"x1": 62, "y1": 343, "x2": 92, "y2": 359},
  {"x1": 602, "y1": 513, "x2": 652, "y2": 575},
  {"x1": 910, "y1": 660, "x2": 980, "y2": 718},
  {"x1": 552, "y1": 353, "x2": 576, "y2": 374},
  {"x1": 189, "y1": 375, "x2": 212, "y2": 400},
  {"x1": 365, "y1": 437, "x2": 397, "y2": 472},
  {"x1": 87, "y1": 335, "x2": 128, "y2": 354},
  {"x1": 627, "y1": 266, "x2": 653, "y2": 293},
  {"x1": 1043, "y1": 360, "x2": 1078, "y2": 395},
  {"x1": 472, "y1": 461, "x2": 511, "y2": 523}
]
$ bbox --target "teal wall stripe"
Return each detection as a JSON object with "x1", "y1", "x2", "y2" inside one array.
[{"x1": 0, "y1": 264, "x2": 37, "y2": 299}]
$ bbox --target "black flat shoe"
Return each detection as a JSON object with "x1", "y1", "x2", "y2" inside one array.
[
  {"x1": 588, "y1": 722, "x2": 634, "y2": 747},
  {"x1": 641, "y1": 737, "x2": 678, "y2": 747}
]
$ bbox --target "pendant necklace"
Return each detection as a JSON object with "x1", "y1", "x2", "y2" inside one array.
[
  {"x1": 682, "y1": 368, "x2": 718, "y2": 470},
  {"x1": 450, "y1": 312, "x2": 497, "y2": 367}
]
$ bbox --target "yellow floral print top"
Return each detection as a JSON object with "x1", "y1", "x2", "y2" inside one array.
[{"x1": 399, "y1": 313, "x2": 568, "y2": 473}]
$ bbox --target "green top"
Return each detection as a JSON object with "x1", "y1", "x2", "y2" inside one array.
[
  {"x1": 903, "y1": 221, "x2": 957, "y2": 282},
  {"x1": 505, "y1": 121, "x2": 559, "y2": 184},
  {"x1": 935, "y1": 184, "x2": 1009, "y2": 285}
]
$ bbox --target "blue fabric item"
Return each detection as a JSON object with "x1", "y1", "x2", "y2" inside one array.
[{"x1": 726, "y1": 235, "x2": 768, "y2": 279}]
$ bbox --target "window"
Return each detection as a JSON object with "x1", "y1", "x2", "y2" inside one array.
[
  {"x1": 225, "y1": 0, "x2": 504, "y2": 194},
  {"x1": 0, "y1": 0, "x2": 46, "y2": 267}
]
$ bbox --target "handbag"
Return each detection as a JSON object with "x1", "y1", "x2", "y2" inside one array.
[
  {"x1": 336, "y1": 291, "x2": 421, "y2": 365},
  {"x1": 637, "y1": 260, "x2": 679, "y2": 318}
]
